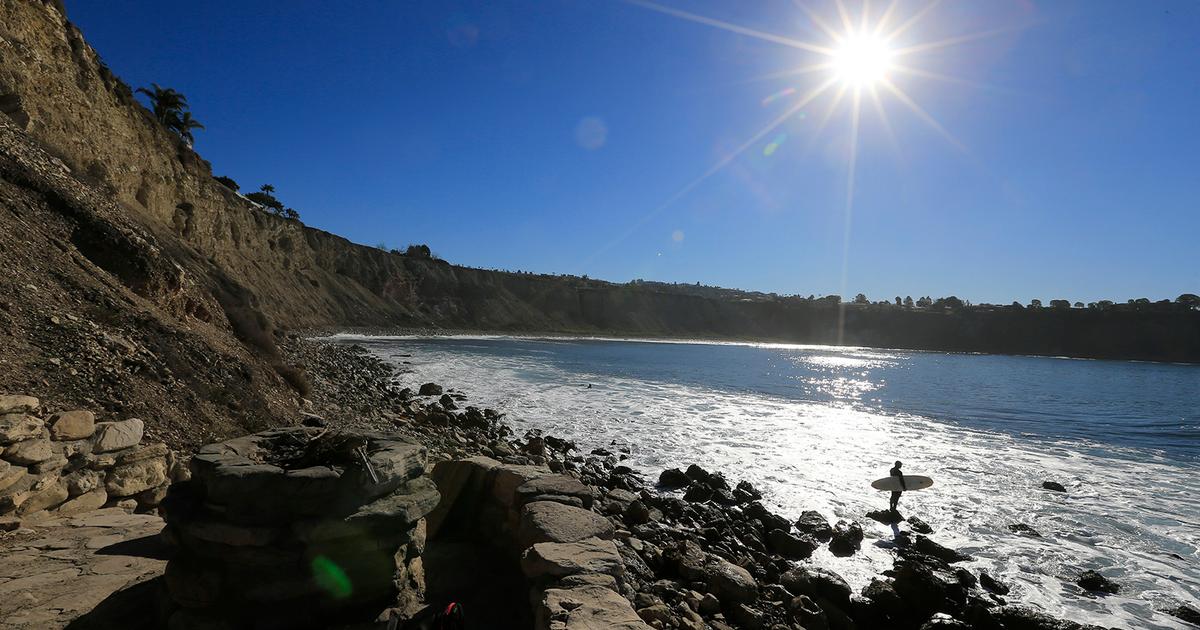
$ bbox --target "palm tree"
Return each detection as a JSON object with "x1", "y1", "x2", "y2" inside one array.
[
  {"x1": 176, "y1": 111, "x2": 205, "y2": 146},
  {"x1": 135, "y1": 83, "x2": 188, "y2": 125}
]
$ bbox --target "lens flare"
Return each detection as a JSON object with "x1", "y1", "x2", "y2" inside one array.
[{"x1": 832, "y1": 33, "x2": 893, "y2": 86}]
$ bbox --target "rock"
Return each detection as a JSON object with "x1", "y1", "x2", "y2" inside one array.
[
  {"x1": 32, "y1": 453, "x2": 69, "y2": 474},
  {"x1": 426, "y1": 456, "x2": 500, "y2": 538},
  {"x1": 0, "y1": 464, "x2": 26, "y2": 493},
  {"x1": 780, "y1": 565, "x2": 852, "y2": 607},
  {"x1": 137, "y1": 484, "x2": 170, "y2": 510},
  {"x1": 734, "y1": 480, "x2": 762, "y2": 500},
  {"x1": 4, "y1": 438, "x2": 56, "y2": 464},
  {"x1": 521, "y1": 537, "x2": 625, "y2": 580},
  {"x1": 55, "y1": 488, "x2": 108, "y2": 515},
  {"x1": 828, "y1": 520, "x2": 864, "y2": 556},
  {"x1": 920, "y1": 613, "x2": 970, "y2": 629},
  {"x1": 907, "y1": 516, "x2": 933, "y2": 534},
  {"x1": 866, "y1": 508, "x2": 904, "y2": 525},
  {"x1": 0, "y1": 395, "x2": 39, "y2": 414},
  {"x1": 438, "y1": 394, "x2": 457, "y2": 410},
  {"x1": 515, "y1": 475, "x2": 594, "y2": 509},
  {"x1": 766, "y1": 528, "x2": 817, "y2": 559},
  {"x1": 1041, "y1": 481, "x2": 1067, "y2": 493},
  {"x1": 795, "y1": 510, "x2": 833, "y2": 542},
  {"x1": 1076, "y1": 569, "x2": 1118, "y2": 594},
  {"x1": 682, "y1": 484, "x2": 712, "y2": 503},
  {"x1": 624, "y1": 500, "x2": 652, "y2": 526},
  {"x1": 105, "y1": 457, "x2": 168, "y2": 497},
  {"x1": 48, "y1": 410, "x2": 95, "y2": 440},
  {"x1": 519, "y1": 501, "x2": 615, "y2": 547},
  {"x1": 418, "y1": 383, "x2": 442, "y2": 396},
  {"x1": 980, "y1": 570, "x2": 1010, "y2": 595},
  {"x1": 659, "y1": 467, "x2": 691, "y2": 488},
  {"x1": 1008, "y1": 523, "x2": 1042, "y2": 537},
  {"x1": 912, "y1": 535, "x2": 973, "y2": 562},
  {"x1": 16, "y1": 477, "x2": 69, "y2": 515},
  {"x1": 788, "y1": 594, "x2": 829, "y2": 630},
  {"x1": 64, "y1": 468, "x2": 104, "y2": 496},
  {"x1": 1166, "y1": 604, "x2": 1200, "y2": 625},
  {"x1": 684, "y1": 464, "x2": 710, "y2": 483},
  {"x1": 992, "y1": 605, "x2": 1106, "y2": 630},
  {"x1": 636, "y1": 604, "x2": 672, "y2": 626},
  {"x1": 92, "y1": 418, "x2": 145, "y2": 453},
  {"x1": 704, "y1": 556, "x2": 758, "y2": 604},
  {"x1": 953, "y1": 568, "x2": 977, "y2": 588},
  {"x1": 537, "y1": 585, "x2": 652, "y2": 629},
  {"x1": 0, "y1": 413, "x2": 44, "y2": 444}
]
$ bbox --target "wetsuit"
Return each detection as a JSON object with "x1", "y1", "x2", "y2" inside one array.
[{"x1": 890, "y1": 465, "x2": 907, "y2": 510}]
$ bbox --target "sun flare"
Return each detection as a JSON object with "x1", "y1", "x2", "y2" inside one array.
[{"x1": 831, "y1": 33, "x2": 893, "y2": 86}]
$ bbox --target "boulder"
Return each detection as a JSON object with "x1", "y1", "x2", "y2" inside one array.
[
  {"x1": 658, "y1": 468, "x2": 691, "y2": 489},
  {"x1": 56, "y1": 488, "x2": 108, "y2": 515},
  {"x1": 516, "y1": 475, "x2": 594, "y2": 509},
  {"x1": 829, "y1": 520, "x2": 864, "y2": 556},
  {"x1": 1041, "y1": 481, "x2": 1067, "y2": 493},
  {"x1": 48, "y1": 410, "x2": 95, "y2": 440},
  {"x1": 4, "y1": 438, "x2": 55, "y2": 465},
  {"x1": 684, "y1": 464, "x2": 710, "y2": 483},
  {"x1": 704, "y1": 556, "x2": 758, "y2": 604},
  {"x1": 105, "y1": 457, "x2": 168, "y2": 497},
  {"x1": 64, "y1": 468, "x2": 104, "y2": 496},
  {"x1": 537, "y1": 585, "x2": 652, "y2": 629},
  {"x1": 0, "y1": 395, "x2": 39, "y2": 414},
  {"x1": 519, "y1": 501, "x2": 615, "y2": 547},
  {"x1": 624, "y1": 500, "x2": 651, "y2": 526},
  {"x1": 920, "y1": 613, "x2": 971, "y2": 629},
  {"x1": 0, "y1": 413, "x2": 43, "y2": 444},
  {"x1": 1166, "y1": 604, "x2": 1200, "y2": 625},
  {"x1": 788, "y1": 594, "x2": 829, "y2": 630},
  {"x1": 980, "y1": 570, "x2": 1010, "y2": 595},
  {"x1": 16, "y1": 477, "x2": 68, "y2": 515},
  {"x1": 992, "y1": 605, "x2": 1108, "y2": 630},
  {"x1": 426, "y1": 456, "x2": 500, "y2": 538},
  {"x1": 866, "y1": 508, "x2": 904, "y2": 525},
  {"x1": 780, "y1": 565, "x2": 852, "y2": 607},
  {"x1": 682, "y1": 484, "x2": 711, "y2": 503},
  {"x1": 1076, "y1": 569, "x2": 1118, "y2": 594},
  {"x1": 1008, "y1": 523, "x2": 1042, "y2": 537},
  {"x1": 93, "y1": 418, "x2": 145, "y2": 453},
  {"x1": 912, "y1": 535, "x2": 972, "y2": 562},
  {"x1": 492, "y1": 463, "x2": 552, "y2": 506},
  {"x1": 0, "y1": 464, "x2": 26, "y2": 493},
  {"x1": 907, "y1": 516, "x2": 934, "y2": 534},
  {"x1": 795, "y1": 510, "x2": 833, "y2": 542},
  {"x1": 418, "y1": 383, "x2": 442, "y2": 396},
  {"x1": 521, "y1": 537, "x2": 625, "y2": 580},
  {"x1": 767, "y1": 528, "x2": 817, "y2": 559}
]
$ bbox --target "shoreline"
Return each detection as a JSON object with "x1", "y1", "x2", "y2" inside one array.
[{"x1": 292, "y1": 336, "x2": 1196, "y2": 629}]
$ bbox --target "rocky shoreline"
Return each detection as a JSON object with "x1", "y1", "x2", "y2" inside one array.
[
  {"x1": 4, "y1": 337, "x2": 1199, "y2": 629},
  {"x1": 273, "y1": 337, "x2": 1200, "y2": 630}
]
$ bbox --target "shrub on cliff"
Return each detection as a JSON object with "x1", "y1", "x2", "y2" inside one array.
[
  {"x1": 405, "y1": 244, "x2": 432, "y2": 258},
  {"x1": 214, "y1": 175, "x2": 239, "y2": 191}
]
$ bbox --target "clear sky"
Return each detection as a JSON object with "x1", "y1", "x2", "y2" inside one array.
[{"x1": 66, "y1": 0, "x2": 1198, "y2": 305}]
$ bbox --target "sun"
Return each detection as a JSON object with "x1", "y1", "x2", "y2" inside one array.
[{"x1": 831, "y1": 32, "x2": 893, "y2": 86}]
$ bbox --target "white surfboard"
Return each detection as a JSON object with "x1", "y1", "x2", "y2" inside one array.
[{"x1": 871, "y1": 475, "x2": 934, "y2": 491}]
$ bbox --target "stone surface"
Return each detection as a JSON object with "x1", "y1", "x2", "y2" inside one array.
[
  {"x1": 16, "y1": 478, "x2": 68, "y2": 515},
  {"x1": 795, "y1": 510, "x2": 833, "y2": 542},
  {"x1": 0, "y1": 395, "x2": 40, "y2": 414},
  {"x1": 0, "y1": 413, "x2": 44, "y2": 444},
  {"x1": 48, "y1": 410, "x2": 95, "y2": 440},
  {"x1": 516, "y1": 474, "x2": 595, "y2": 508},
  {"x1": 537, "y1": 585, "x2": 653, "y2": 629},
  {"x1": 64, "y1": 468, "x2": 104, "y2": 496},
  {"x1": 1076, "y1": 569, "x2": 1119, "y2": 594},
  {"x1": 3, "y1": 438, "x2": 55, "y2": 465},
  {"x1": 519, "y1": 501, "x2": 615, "y2": 547},
  {"x1": 704, "y1": 556, "x2": 758, "y2": 604},
  {"x1": 92, "y1": 418, "x2": 145, "y2": 453},
  {"x1": 55, "y1": 488, "x2": 108, "y2": 516},
  {"x1": 105, "y1": 457, "x2": 168, "y2": 497},
  {"x1": 521, "y1": 536, "x2": 626, "y2": 580}
]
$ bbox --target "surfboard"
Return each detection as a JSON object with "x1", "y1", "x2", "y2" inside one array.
[{"x1": 871, "y1": 475, "x2": 934, "y2": 491}]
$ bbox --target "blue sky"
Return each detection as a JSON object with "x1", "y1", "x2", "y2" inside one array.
[{"x1": 67, "y1": 1, "x2": 1198, "y2": 304}]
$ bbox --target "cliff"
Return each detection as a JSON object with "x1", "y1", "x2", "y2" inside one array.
[{"x1": 0, "y1": 0, "x2": 1196, "y2": 447}]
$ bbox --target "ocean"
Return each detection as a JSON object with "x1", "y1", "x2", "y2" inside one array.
[{"x1": 331, "y1": 334, "x2": 1200, "y2": 629}]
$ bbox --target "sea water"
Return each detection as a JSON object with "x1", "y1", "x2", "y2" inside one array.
[{"x1": 331, "y1": 335, "x2": 1200, "y2": 629}]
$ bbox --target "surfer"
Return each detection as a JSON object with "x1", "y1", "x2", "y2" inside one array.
[{"x1": 889, "y1": 460, "x2": 906, "y2": 511}]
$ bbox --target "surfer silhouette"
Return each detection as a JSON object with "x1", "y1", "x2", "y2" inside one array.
[{"x1": 889, "y1": 460, "x2": 906, "y2": 511}]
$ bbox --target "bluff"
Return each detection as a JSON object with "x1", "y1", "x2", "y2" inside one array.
[{"x1": 0, "y1": 0, "x2": 1196, "y2": 446}]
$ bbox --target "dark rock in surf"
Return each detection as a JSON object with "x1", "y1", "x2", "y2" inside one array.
[
  {"x1": 908, "y1": 515, "x2": 934, "y2": 533},
  {"x1": 1166, "y1": 604, "x2": 1200, "y2": 625},
  {"x1": 953, "y1": 568, "x2": 977, "y2": 588},
  {"x1": 1008, "y1": 523, "x2": 1042, "y2": 537},
  {"x1": 438, "y1": 393, "x2": 457, "y2": 410},
  {"x1": 911, "y1": 535, "x2": 973, "y2": 563},
  {"x1": 980, "y1": 570, "x2": 1010, "y2": 595},
  {"x1": 766, "y1": 529, "x2": 817, "y2": 560},
  {"x1": 795, "y1": 510, "x2": 833, "y2": 542},
  {"x1": 1041, "y1": 480, "x2": 1067, "y2": 492},
  {"x1": 867, "y1": 508, "x2": 905, "y2": 525},
  {"x1": 418, "y1": 382, "x2": 442, "y2": 396},
  {"x1": 624, "y1": 499, "x2": 652, "y2": 526},
  {"x1": 658, "y1": 467, "x2": 690, "y2": 489},
  {"x1": 735, "y1": 480, "x2": 762, "y2": 500},
  {"x1": 683, "y1": 484, "x2": 712, "y2": 503},
  {"x1": 992, "y1": 605, "x2": 1110, "y2": 630},
  {"x1": 1076, "y1": 569, "x2": 1119, "y2": 594},
  {"x1": 829, "y1": 520, "x2": 864, "y2": 556},
  {"x1": 684, "y1": 464, "x2": 711, "y2": 484}
]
